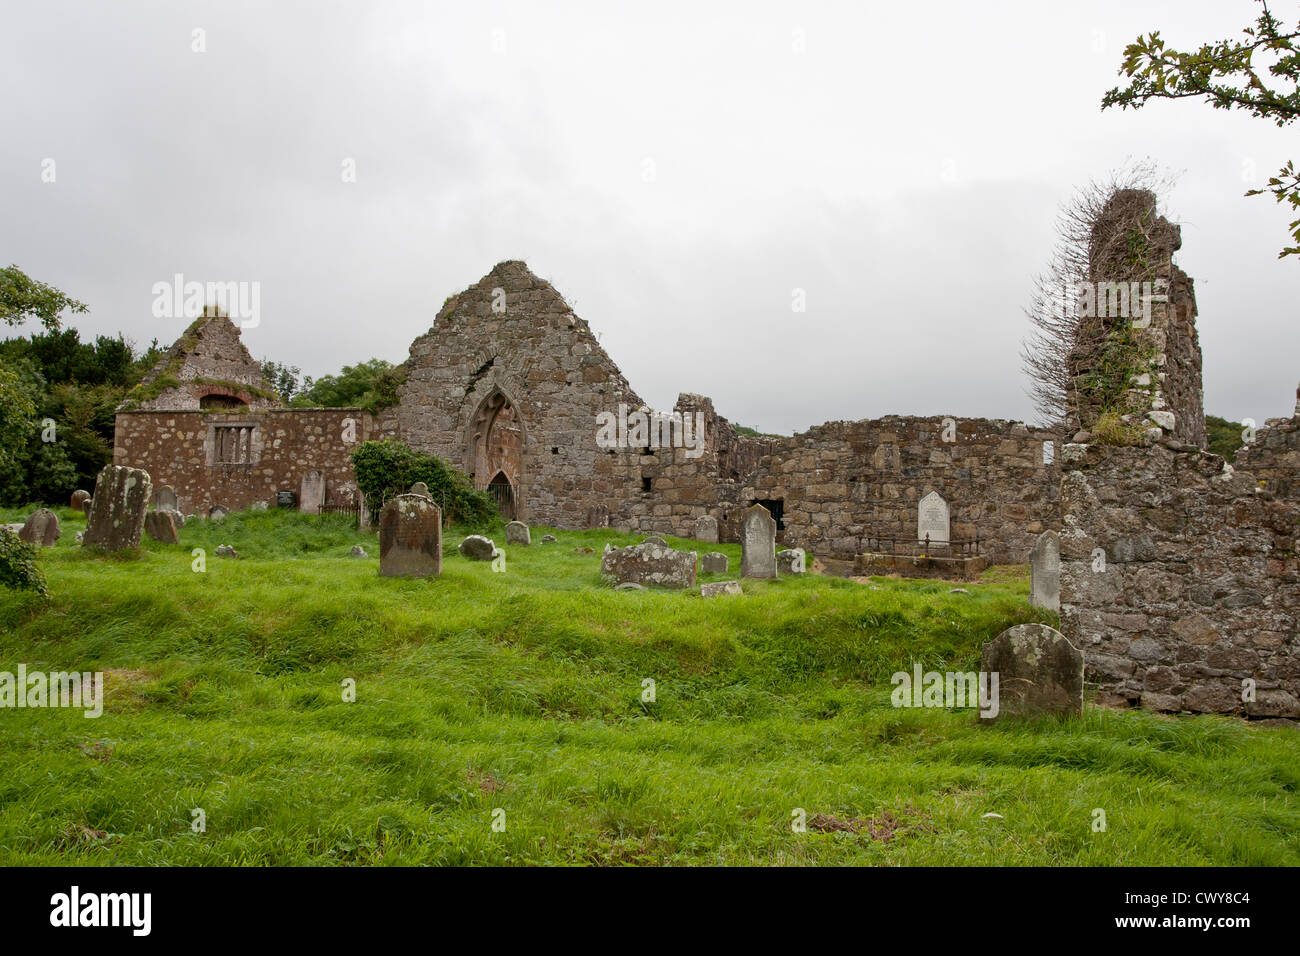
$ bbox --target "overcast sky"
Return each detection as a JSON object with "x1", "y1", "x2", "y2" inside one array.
[{"x1": 2, "y1": 0, "x2": 1296, "y2": 433}]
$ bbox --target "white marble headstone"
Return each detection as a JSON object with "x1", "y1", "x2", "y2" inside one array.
[{"x1": 917, "y1": 491, "x2": 950, "y2": 544}]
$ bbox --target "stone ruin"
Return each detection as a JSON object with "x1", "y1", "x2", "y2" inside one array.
[{"x1": 106, "y1": 206, "x2": 1295, "y2": 716}]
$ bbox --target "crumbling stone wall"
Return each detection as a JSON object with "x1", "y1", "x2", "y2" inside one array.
[
  {"x1": 1235, "y1": 385, "x2": 1300, "y2": 501},
  {"x1": 1058, "y1": 431, "x2": 1299, "y2": 717},
  {"x1": 115, "y1": 408, "x2": 375, "y2": 514}
]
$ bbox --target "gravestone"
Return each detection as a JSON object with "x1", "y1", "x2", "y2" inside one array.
[
  {"x1": 299, "y1": 470, "x2": 325, "y2": 514},
  {"x1": 216, "y1": 544, "x2": 238, "y2": 558},
  {"x1": 694, "y1": 515, "x2": 718, "y2": 543},
  {"x1": 701, "y1": 581, "x2": 742, "y2": 598},
  {"x1": 776, "y1": 548, "x2": 806, "y2": 575},
  {"x1": 979, "y1": 623, "x2": 1083, "y2": 722},
  {"x1": 159, "y1": 508, "x2": 186, "y2": 529},
  {"x1": 209, "y1": 504, "x2": 229, "y2": 521},
  {"x1": 505, "y1": 521, "x2": 531, "y2": 546},
  {"x1": 80, "y1": 498, "x2": 93, "y2": 517},
  {"x1": 379, "y1": 494, "x2": 442, "y2": 578},
  {"x1": 701, "y1": 552, "x2": 728, "y2": 574},
  {"x1": 82, "y1": 464, "x2": 152, "y2": 551},
  {"x1": 409, "y1": 482, "x2": 430, "y2": 498},
  {"x1": 541, "y1": 534, "x2": 557, "y2": 544},
  {"x1": 154, "y1": 485, "x2": 178, "y2": 512},
  {"x1": 917, "y1": 491, "x2": 950, "y2": 545},
  {"x1": 70, "y1": 490, "x2": 91, "y2": 511},
  {"x1": 641, "y1": 536, "x2": 667, "y2": 546},
  {"x1": 350, "y1": 545, "x2": 367, "y2": 558},
  {"x1": 276, "y1": 490, "x2": 296, "y2": 509},
  {"x1": 739, "y1": 504, "x2": 777, "y2": 579},
  {"x1": 1029, "y1": 530, "x2": 1060, "y2": 611},
  {"x1": 143, "y1": 510, "x2": 179, "y2": 544},
  {"x1": 459, "y1": 535, "x2": 498, "y2": 560},
  {"x1": 601, "y1": 541, "x2": 697, "y2": 589},
  {"x1": 18, "y1": 509, "x2": 60, "y2": 547}
]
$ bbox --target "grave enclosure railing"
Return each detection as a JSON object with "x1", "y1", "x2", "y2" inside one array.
[{"x1": 864, "y1": 533, "x2": 982, "y2": 557}]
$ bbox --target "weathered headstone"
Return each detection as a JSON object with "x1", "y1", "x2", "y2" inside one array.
[
  {"x1": 776, "y1": 548, "x2": 806, "y2": 575},
  {"x1": 701, "y1": 552, "x2": 728, "y2": 574},
  {"x1": 350, "y1": 545, "x2": 368, "y2": 558},
  {"x1": 459, "y1": 535, "x2": 498, "y2": 560},
  {"x1": 409, "y1": 481, "x2": 430, "y2": 498},
  {"x1": 614, "y1": 582, "x2": 647, "y2": 592},
  {"x1": 917, "y1": 491, "x2": 950, "y2": 545},
  {"x1": 601, "y1": 541, "x2": 697, "y2": 589},
  {"x1": 143, "y1": 510, "x2": 179, "y2": 544},
  {"x1": 379, "y1": 494, "x2": 442, "y2": 578},
  {"x1": 979, "y1": 623, "x2": 1083, "y2": 722},
  {"x1": 541, "y1": 534, "x2": 557, "y2": 544},
  {"x1": 209, "y1": 504, "x2": 229, "y2": 521},
  {"x1": 694, "y1": 515, "x2": 718, "y2": 543},
  {"x1": 159, "y1": 508, "x2": 186, "y2": 529},
  {"x1": 299, "y1": 470, "x2": 325, "y2": 514},
  {"x1": 18, "y1": 509, "x2": 60, "y2": 547},
  {"x1": 739, "y1": 504, "x2": 777, "y2": 579},
  {"x1": 216, "y1": 544, "x2": 238, "y2": 559},
  {"x1": 701, "y1": 581, "x2": 742, "y2": 598},
  {"x1": 80, "y1": 498, "x2": 93, "y2": 517},
  {"x1": 82, "y1": 464, "x2": 152, "y2": 551},
  {"x1": 641, "y1": 536, "x2": 667, "y2": 546},
  {"x1": 251, "y1": 501, "x2": 268, "y2": 511},
  {"x1": 70, "y1": 490, "x2": 91, "y2": 511},
  {"x1": 1029, "y1": 530, "x2": 1060, "y2": 611},
  {"x1": 154, "y1": 485, "x2": 178, "y2": 512},
  {"x1": 505, "y1": 521, "x2": 531, "y2": 546}
]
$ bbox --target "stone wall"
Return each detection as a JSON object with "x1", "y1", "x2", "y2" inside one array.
[
  {"x1": 1234, "y1": 384, "x2": 1300, "y2": 501},
  {"x1": 114, "y1": 408, "x2": 375, "y2": 514},
  {"x1": 1059, "y1": 413, "x2": 1300, "y2": 717}
]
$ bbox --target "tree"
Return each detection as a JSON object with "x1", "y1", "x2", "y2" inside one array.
[
  {"x1": 0, "y1": 265, "x2": 88, "y2": 331},
  {"x1": 261, "y1": 359, "x2": 311, "y2": 404},
  {"x1": 297, "y1": 359, "x2": 405, "y2": 412},
  {"x1": 1102, "y1": 1, "x2": 1300, "y2": 257}
]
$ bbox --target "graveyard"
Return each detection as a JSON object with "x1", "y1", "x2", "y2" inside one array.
[{"x1": 1, "y1": 503, "x2": 1297, "y2": 866}]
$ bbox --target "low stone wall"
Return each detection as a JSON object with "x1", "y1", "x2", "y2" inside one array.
[
  {"x1": 114, "y1": 408, "x2": 376, "y2": 515},
  {"x1": 1058, "y1": 434, "x2": 1300, "y2": 717}
]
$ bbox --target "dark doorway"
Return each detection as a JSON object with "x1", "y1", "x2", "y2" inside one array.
[{"x1": 488, "y1": 470, "x2": 517, "y2": 520}]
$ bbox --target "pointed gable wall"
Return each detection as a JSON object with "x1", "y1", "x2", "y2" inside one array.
[
  {"x1": 397, "y1": 260, "x2": 645, "y2": 526},
  {"x1": 124, "y1": 310, "x2": 279, "y2": 412}
]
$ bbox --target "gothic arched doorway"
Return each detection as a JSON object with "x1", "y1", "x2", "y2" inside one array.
[{"x1": 468, "y1": 388, "x2": 523, "y2": 519}]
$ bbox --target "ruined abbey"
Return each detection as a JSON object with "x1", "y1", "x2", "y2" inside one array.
[{"x1": 112, "y1": 191, "x2": 1299, "y2": 718}]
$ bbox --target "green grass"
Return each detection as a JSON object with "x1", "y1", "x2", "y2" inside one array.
[{"x1": 0, "y1": 506, "x2": 1296, "y2": 865}]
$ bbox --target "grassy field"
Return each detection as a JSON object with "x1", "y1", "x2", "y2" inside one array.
[{"x1": 1, "y1": 506, "x2": 1297, "y2": 866}]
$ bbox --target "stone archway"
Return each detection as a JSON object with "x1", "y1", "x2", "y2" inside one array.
[{"x1": 468, "y1": 388, "x2": 524, "y2": 516}]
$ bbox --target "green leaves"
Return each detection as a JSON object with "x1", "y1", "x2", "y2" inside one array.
[{"x1": 0, "y1": 265, "x2": 87, "y2": 332}]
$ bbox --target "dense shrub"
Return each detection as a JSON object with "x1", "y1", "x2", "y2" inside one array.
[
  {"x1": 350, "y1": 440, "x2": 495, "y2": 524},
  {"x1": 0, "y1": 526, "x2": 48, "y2": 597}
]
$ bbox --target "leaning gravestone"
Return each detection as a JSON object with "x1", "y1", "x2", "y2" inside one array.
[
  {"x1": 154, "y1": 485, "x2": 178, "y2": 512},
  {"x1": 601, "y1": 541, "x2": 697, "y2": 589},
  {"x1": 299, "y1": 470, "x2": 325, "y2": 514},
  {"x1": 1029, "y1": 530, "x2": 1060, "y2": 612},
  {"x1": 701, "y1": 552, "x2": 728, "y2": 574},
  {"x1": 143, "y1": 510, "x2": 179, "y2": 544},
  {"x1": 458, "y1": 535, "x2": 498, "y2": 560},
  {"x1": 979, "y1": 623, "x2": 1083, "y2": 723},
  {"x1": 694, "y1": 515, "x2": 718, "y2": 543},
  {"x1": 70, "y1": 490, "x2": 91, "y2": 511},
  {"x1": 776, "y1": 548, "x2": 806, "y2": 575},
  {"x1": 159, "y1": 508, "x2": 186, "y2": 529},
  {"x1": 83, "y1": 464, "x2": 152, "y2": 551},
  {"x1": 379, "y1": 494, "x2": 442, "y2": 578},
  {"x1": 917, "y1": 491, "x2": 950, "y2": 545},
  {"x1": 505, "y1": 521, "x2": 531, "y2": 546},
  {"x1": 739, "y1": 504, "x2": 777, "y2": 579},
  {"x1": 18, "y1": 509, "x2": 60, "y2": 547}
]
